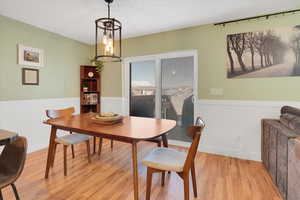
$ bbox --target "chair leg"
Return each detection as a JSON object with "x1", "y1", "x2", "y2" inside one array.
[
  {"x1": 161, "y1": 171, "x2": 165, "y2": 186},
  {"x1": 157, "y1": 141, "x2": 161, "y2": 147},
  {"x1": 11, "y1": 183, "x2": 20, "y2": 200},
  {"x1": 111, "y1": 139, "x2": 114, "y2": 151},
  {"x1": 63, "y1": 145, "x2": 68, "y2": 176},
  {"x1": 86, "y1": 140, "x2": 91, "y2": 163},
  {"x1": 71, "y1": 145, "x2": 75, "y2": 159},
  {"x1": 98, "y1": 137, "x2": 103, "y2": 156},
  {"x1": 51, "y1": 143, "x2": 57, "y2": 167},
  {"x1": 0, "y1": 189, "x2": 3, "y2": 200},
  {"x1": 183, "y1": 173, "x2": 190, "y2": 200},
  {"x1": 70, "y1": 131, "x2": 75, "y2": 158},
  {"x1": 146, "y1": 168, "x2": 153, "y2": 200},
  {"x1": 191, "y1": 162, "x2": 198, "y2": 197}
]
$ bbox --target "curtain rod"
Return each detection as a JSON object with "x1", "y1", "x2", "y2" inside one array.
[{"x1": 214, "y1": 9, "x2": 300, "y2": 26}]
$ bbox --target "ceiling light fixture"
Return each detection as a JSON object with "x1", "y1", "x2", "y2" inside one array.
[{"x1": 95, "y1": 0, "x2": 122, "y2": 62}]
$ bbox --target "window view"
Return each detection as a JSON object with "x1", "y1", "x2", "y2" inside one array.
[
  {"x1": 161, "y1": 56, "x2": 194, "y2": 142},
  {"x1": 130, "y1": 60, "x2": 156, "y2": 118},
  {"x1": 130, "y1": 56, "x2": 194, "y2": 142}
]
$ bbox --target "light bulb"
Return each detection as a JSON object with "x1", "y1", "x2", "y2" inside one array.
[{"x1": 102, "y1": 34, "x2": 108, "y2": 45}]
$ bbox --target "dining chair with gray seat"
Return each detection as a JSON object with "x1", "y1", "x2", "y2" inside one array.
[
  {"x1": 0, "y1": 136, "x2": 27, "y2": 200},
  {"x1": 142, "y1": 117, "x2": 205, "y2": 200},
  {"x1": 46, "y1": 107, "x2": 92, "y2": 176}
]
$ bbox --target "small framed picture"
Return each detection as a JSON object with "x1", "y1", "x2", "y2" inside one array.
[
  {"x1": 18, "y1": 44, "x2": 44, "y2": 67},
  {"x1": 22, "y1": 68, "x2": 39, "y2": 85}
]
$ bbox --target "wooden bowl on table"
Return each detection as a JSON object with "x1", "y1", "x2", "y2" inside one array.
[{"x1": 90, "y1": 112, "x2": 123, "y2": 125}]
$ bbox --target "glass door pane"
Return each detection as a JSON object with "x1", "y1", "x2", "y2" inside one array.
[
  {"x1": 130, "y1": 60, "x2": 156, "y2": 118},
  {"x1": 161, "y1": 56, "x2": 194, "y2": 142}
]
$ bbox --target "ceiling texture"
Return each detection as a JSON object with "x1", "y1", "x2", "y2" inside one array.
[{"x1": 0, "y1": 0, "x2": 299, "y2": 44}]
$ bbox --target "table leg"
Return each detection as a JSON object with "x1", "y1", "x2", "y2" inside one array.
[
  {"x1": 162, "y1": 134, "x2": 168, "y2": 148},
  {"x1": 93, "y1": 136, "x2": 96, "y2": 154},
  {"x1": 132, "y1": 142, "x2": 139, "y2": 200},
  {"x1": 45, "y1": 126, "x2": 57, "y2": 179}
]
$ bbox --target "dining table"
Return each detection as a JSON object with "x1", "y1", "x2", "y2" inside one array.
[
  {"x1": 43, "y1": 113, "x2": 176, "y2": 200},
  {"x1": 0, "y1": 129, "x2": 18, "y2": 146}
]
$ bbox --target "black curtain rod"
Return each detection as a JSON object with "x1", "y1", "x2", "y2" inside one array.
[{"x1": 214, "y1": 9, "x2": 300, "y2": 26}]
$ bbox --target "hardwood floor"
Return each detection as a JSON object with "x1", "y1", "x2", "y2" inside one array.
[{"x1": 2, "y1": 140, "x2": 282, "y2": 200}]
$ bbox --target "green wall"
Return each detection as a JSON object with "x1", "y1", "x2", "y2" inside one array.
[
  {"x1": 101, "y1": 12, "x2": 300, "y2": 101},
  {"x1": 1, "y1": 11, "x2": 300, "y2": 102},
  {"x1": 0, "y1": 15, "x2": 91, "y2": 101}
]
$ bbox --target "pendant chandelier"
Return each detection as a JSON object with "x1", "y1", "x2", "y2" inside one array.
[{"x1": 95, "y1": 0, "x2": 122, "y2": 62}]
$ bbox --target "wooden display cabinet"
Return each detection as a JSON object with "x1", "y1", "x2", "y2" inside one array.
[{"x1": 80, "y1": 66, "x2": 100, "y2": 113}]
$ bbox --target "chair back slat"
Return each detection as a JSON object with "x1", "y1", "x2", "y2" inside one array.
[
  {"x1": 46, "y1": 107, "x2": 75, "y2": 119},
  {"x1": 183, "y1": 117, "x2": 205, "y2": 173}
]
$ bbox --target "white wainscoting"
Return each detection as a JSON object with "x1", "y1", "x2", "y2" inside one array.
[
  {"x1": 1, "y1": 97, "x2": 300, "y2": 161},
  {"x1": 194, "y1": 99, "x2": 300, "y2": 161},
  {"x1": 0, "y1": 97, "x2": 80, "y2": 153},
  {"x1": 109, "y1": 97, "x2": 300, "y2": 162}
]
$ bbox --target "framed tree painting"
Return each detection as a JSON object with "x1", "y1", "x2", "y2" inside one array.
[
  {"x1": 18, "y1": 44, "x2": 44, "y2": 67},
  {"x1": 226, "y1": 25, "x2": 300, "y2": 78}
]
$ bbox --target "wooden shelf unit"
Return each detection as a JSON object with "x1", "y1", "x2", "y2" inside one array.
[{"x1": 80, "y1": 66, "x2": 100, "y2": 113}]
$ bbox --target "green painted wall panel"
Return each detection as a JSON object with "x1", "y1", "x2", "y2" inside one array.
[
  {"x1": 100, "y1": 12, "x2": 300, "y2": 101},
  {"x1": 0, "y1": 15, "x2": 91, "y2": 101}
]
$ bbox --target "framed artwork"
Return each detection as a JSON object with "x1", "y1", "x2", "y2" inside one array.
[
  {"x1": 18, "y1": 44, "x2": 44, "y2": 67},
  {"x1": 226, "y1": 25, "x2": 300, "y2": 78},
  {"x1": 22, "y1": 68, "x2": 39, "y2": 85}
]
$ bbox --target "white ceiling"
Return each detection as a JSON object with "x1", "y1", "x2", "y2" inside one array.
[{"x1": 0, "y1": 0, "x2": 299, "y2": 44}]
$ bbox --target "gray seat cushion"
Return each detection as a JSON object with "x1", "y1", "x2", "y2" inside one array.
[
  {"x1": 142, "y1": 148, "x2": 187, "y2": 172},
  {"x1": 55, "y1": 133, "x2": 92, "y2": 145}
]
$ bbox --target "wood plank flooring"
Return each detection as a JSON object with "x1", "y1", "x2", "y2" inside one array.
[{"x1": 2, "y1": 140, "x2": 282, "y2": 200}]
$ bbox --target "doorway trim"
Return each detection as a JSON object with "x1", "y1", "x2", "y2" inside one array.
[{"x1": 122, "y1": 49, "x2": 198, "y2": 118}]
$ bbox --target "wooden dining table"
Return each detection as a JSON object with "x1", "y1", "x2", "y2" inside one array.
[{"x1": 43, "y1": 113, "x2": 176, "y2": 200}]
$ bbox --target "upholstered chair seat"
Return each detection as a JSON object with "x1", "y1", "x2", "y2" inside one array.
[
  {"x1": 142, "y1": 148, "x2": 187, "y2": 172},
  {"x1": 55, "y1": 134, "x2": 92, "y2": 146}
]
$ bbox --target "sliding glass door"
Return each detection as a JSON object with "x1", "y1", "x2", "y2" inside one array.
[
  {"x1": 126, "y1": 51, "x2": 197, "y2": 142},
  {"x1": 130, "y1": 60, "x2": 156, "y2": 118},
  {"x1": 161, "y1": 57, "x2": 194, "y2": 142}
]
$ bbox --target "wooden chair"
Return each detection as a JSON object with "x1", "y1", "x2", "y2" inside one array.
[
  {"x1": 0, "y1": 136, "x2": 27, "y2": 200},
  {"x1": 142, "y1": 117, "x2": 205, "y2": 200},
  {"x1": 46, "y1": 107, "x2": 92, "y2": 176}
]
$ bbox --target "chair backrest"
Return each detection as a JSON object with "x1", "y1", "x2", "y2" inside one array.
[
  {"x1": 0, "y1": 136, "x2": 27, "y2": 188},
  {"x1": 183, "y1": 117, "x2": 205, "y2": 173},
  {"x1": 46, "y1": 107, "x2": 75, "y2": 119}
]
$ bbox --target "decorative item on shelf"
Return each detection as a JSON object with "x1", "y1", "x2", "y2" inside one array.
[
  {"x1": 18, "y1": 44, "x2": 44, "y2": 67},
  {"x1": 88, "y1": 71, "x2": 94, "y2": 78},
  {"x1": 83, "y1": 93, "x2": 98, "y2": 105},
  {"x1": 90, "y1": 58, "x2": 104, "y2": 73},
  {"x1": 82, "y1": 82, "x2": 89, "y2": 92},
  {"x1": 95, "y1": 0, "x2": 122, "y2": 63},
  {"x1": 90, "y1": 112, "x2": 123, "y2": 125},
  {"x1": 22, "y1": 68, "x2": 39, "y2": 85}
]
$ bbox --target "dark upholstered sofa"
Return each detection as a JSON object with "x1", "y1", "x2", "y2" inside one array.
[{"x1": 262, "y1": 106, "x2": 300, "y2": 200}]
